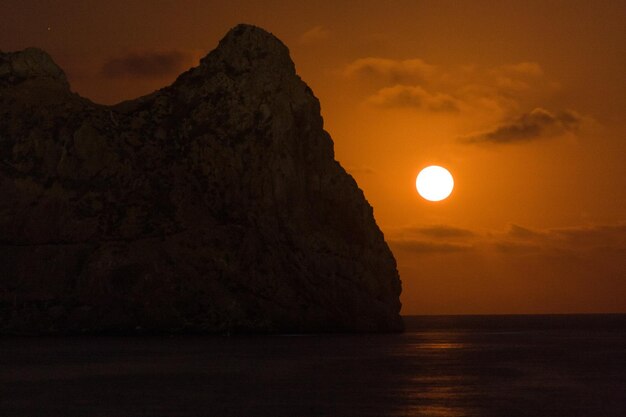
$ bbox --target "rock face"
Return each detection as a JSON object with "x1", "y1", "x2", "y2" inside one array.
[{"x1": 0, "y1": 25, "x2": 402, "y2": 333}]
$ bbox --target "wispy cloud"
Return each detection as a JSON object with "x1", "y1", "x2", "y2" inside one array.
[
  {"x1": 344, "y1": 57, "x2": 435, "y2": 84},
  {"x1": 507, "y1": 224, "x2": 544, "y2": 239},
  {"x1": 403, "y1": 225, "x2": 476, "y2": 239},
  {"x1": 367, "y1": 85, "x2": 459, "y2": 112},
  {"x1": 388, "y1": 224, "x2": 477, "y2": 254},
  {"x1": 101, "y1": 50, "x2": 194, "y2": 79},
  {"x1": 389, "y1": 239, "x2": 473, "y2": 254},
  {"x1": 299, "y1": 26, "x2": 331, "y2": 44},
  {"x1": 550, "y1": 224, "x2": 626, "y2": 251},
  {"x1": 462, "y1": 108, "x2": 581, "y2": 144},
  {"x1": 342, "y1": 57, "x2": 584, "y2": 135},
  {"x1": 388, "y1": 223, "x2": 626, "y2": 256}
]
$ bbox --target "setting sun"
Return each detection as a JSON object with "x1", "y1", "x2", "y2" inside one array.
[
  {"x1": 1, "y1": 3, "x2": 625, "y2": 416},
  {"x1": 416, "y1": 166, "x2": 454, "y2": 202}
]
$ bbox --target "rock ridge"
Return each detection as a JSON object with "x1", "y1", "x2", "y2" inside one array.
[
  {"x1": 0, "y1": 47, "x2": 69, "y2": 87},
  {"x1": 0, "y1": 24, "x2": 403, "y2": 333}
]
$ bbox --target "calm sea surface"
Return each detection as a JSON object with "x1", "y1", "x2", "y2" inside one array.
[{"x1": 2, "y1": 315, "x2": 625, "y2": 416}]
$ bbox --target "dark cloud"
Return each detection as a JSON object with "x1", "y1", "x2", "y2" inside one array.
[
  {"x1": 407, "y1": 225, "x2": 475, "y2": 239},
  {"x1": 344, "y1": 57, "x2": 435, "y2": 84},
  {"x1": 367, "y1": 85, "x2": 459, "y2": 112},
  {"x1": 497, "y1": 223, "x2": 626, "y2": 256},
  {"x1": 387, "y1": 225, "x2": 475, "y2": 255},
  {"x1": 389, "y1": 240, "x2": 473, "y2": 254},
  {"x1": 550, "y1": 224, "x2": 626, "y2": 252},
  {"x1": 389, "y1": 223, "x2": 626, "y2": 257},
  {"x1": 507, "y1": 224, "x2": 543, "y2": 239},
  {"x1": 463, "y1": 108, "x2": 581, "y2": 144},
  {"x1": 101, "y1": 50, "x2": 192, "y2": 79},
  {"x1": 343, "y1": 57, "x2": 577, "y2": 123}
]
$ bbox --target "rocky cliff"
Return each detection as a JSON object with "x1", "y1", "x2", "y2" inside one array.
[{"x1": 0, "y1": 25, "x2": 402, "y2": 333}]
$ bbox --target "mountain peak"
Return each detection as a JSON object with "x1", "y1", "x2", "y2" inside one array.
[
  {"x1": 0, "y1": 47, "x2": 68, "y2": 87},
  {"x1": 221, "y1": 24, "x2": 288, "y2": 53},
  {"x1": 201, "y1": 24, "x2": 295, "y2": 75}
]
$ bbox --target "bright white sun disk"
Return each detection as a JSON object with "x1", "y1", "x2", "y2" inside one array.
[{"x1": 416, "y1": 166, "x2": 454, "y2": 201}]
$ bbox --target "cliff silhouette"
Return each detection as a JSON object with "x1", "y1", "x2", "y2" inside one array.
[{"x1": 0, "y1": 24, "x2": 402, "y2": 333}]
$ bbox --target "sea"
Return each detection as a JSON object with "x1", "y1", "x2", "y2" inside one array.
[{"x1": 1, "y1": 314, "x2": 625, "y2": 417}]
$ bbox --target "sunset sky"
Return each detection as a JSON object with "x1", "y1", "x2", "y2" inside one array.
[{"x1": 2, "y1": 0, "x2": 625, "y2": 314}]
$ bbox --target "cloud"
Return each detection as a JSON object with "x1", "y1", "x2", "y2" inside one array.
[
  {"x1": 500, "y1": 223, "x2": 626, "y2": 254},
  {"x1": 367, "y1": 85, "x2": 459, "y2": 112},
  {"x1": 388, "y1": 224, "x2": 476, "y2": 254},
  {"x1": 342, "y1": 57, "x2": 583, "y2": 131},
  {"x1": 101, "y1": 50, "x2": 193, "y2": 79},
  {"x1": 388, "y1": 222, "x2": 626, "y2": 257},
  {"x1": 396, "y1": 223, "x2": 626, "y2": 314},
  {"x1": 299, "y1": 26, "x2": 331, "y2": 44},
  {"x1": 507, "y1": 224, "x2": 544, "y2": 239},
  {"x1": 491, "y1": 63, "x2": 545, "y2": 93},
  {"x1": 550, "y1": 224, "x2": 626, "y2": 252},
  {"x1": 389, "y1": 239, "x2": 473, "y2": 254},
  {"x1": 344, "y1": 57, "x2": 435, "y2": 84},
  {"x1": 462, "y1": 108, "x2": 581, "y2": 144},
  {"x1": 344, "y1": 58, "x2": 544, "y2": 90},
  {"x1": 405, "y1": 225, "x2": 475, "y2": 239}
]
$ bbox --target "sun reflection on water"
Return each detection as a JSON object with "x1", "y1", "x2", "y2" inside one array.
[
  {"x1": 416, "y1": 342, "x2": 465, "y2": 349},
  {"x1": 394, "y1": 334, "x2": 475, "y2": 416},
  {"x1": 407, "y1": 405, "x2": 467, "y2": 417}
]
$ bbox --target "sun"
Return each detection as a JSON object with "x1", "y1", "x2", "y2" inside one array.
[{"x1": 416, "y1": 166, "x2": 454, "y2": 202}]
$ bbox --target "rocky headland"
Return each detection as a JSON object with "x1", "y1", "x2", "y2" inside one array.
[{"x1": 0, "y1": 25, "x2": 402, "y2": 333}]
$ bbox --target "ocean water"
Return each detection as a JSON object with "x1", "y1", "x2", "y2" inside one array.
[{"x1": 1, "y1": 314, "x2": 625, "y2": 417}]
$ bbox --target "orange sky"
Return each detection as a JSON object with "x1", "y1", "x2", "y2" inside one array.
[{"x1": 2, "y1": 0, "x2": 625, "y2": 314}]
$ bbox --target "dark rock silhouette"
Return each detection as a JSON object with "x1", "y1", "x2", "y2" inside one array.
[{"x1": 0, "y1": 25, "x2": 402, "y2": 333}]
